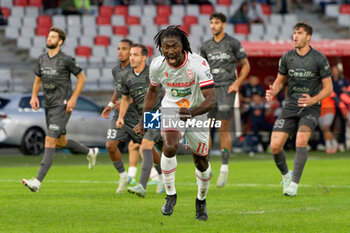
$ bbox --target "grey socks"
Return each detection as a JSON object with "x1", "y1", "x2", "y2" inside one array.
[
  {"x1": 293, "y1": 147, "x2": 308, "y2": 184},
  {"x1": 273, "y1": 150, "x2": 289, "y2": 175},
  {"x1": 36, "y1": 148, "x2": 55, "y2": 182},
  {"x1": 66, "y1": 139, "x2": 89, "y2": 154},
  {"x1": 139, "y1": 149, "x2": 153, "y2": 189},
  {"x1": 113, "y1": 160, "x2": 125, "y2": 174},
  {"x1": 221, "y1": 149, "x2": 230, "y2": 165}
]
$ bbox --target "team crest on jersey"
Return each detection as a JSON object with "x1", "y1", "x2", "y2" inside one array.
[
  {"x1": 202, "y1": 61, "x2": 207, "y2": 66},
  {"x1": 186, "y1": 69, "x2": 194, "y2": 79}
]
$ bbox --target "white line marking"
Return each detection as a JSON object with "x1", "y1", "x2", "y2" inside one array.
[{"x1": 2, "y1": 179, "x2": 350, "y2": 189}]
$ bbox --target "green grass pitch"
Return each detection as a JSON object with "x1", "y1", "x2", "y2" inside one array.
[{"x1": 0, "y1": 151, "x2": 350, "y2": 232}]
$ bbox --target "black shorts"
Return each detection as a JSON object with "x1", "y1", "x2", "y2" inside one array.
[
  {"x1": 208, "y1": 85, "x2": 236, "y2": 120},
  {"x1": 273, "y1": 105, "x2": 320, "y2": 137},
  {"x1": 106, "y1": 115, "x2": 142, "y2": 144},
  {"x1": 45, "y1": 106, "x2": 70, "y2": 138}
]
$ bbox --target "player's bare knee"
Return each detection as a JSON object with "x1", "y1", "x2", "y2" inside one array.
[
  {"x1": 163, "y1": 145, "x2": 177, "y2": 157},
  {"x1": 106, "y1": 141, "x2": 118, "y2": 153},
  {"x1": 295, "y1": 138, "x2": 308, "y2": 147},
  {"x1": 193, "y1": 154, "x2": 208, "y2": 172},
  {"x1": 45, "y1": 136, "x2": 57, "y2": 148},
  {"x1": 141, "y1": 139, "x2": 153, "y2": 150},
  {"x1": 270, "y1": 142, "x2": 282, "y2": 154}
]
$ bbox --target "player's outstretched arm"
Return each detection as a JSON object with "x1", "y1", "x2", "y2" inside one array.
[
  {"x1": 66, "y1": 71, "x2": 85, "y2": 113},
  {"x1": 30, "y1": 76, "x2": 42, "y2": 110},
  {"x1": 298, "y1": 77, "x2": 333, "y2": 108},
  {"x1": 134, "y1": 85, "x2": 160, "y2": 134},
  {"x1": 265, "y1": 73, "x2": 287, "y2": 102}
]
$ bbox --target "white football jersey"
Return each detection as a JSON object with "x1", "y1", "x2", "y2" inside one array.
[{"x1": 150, "y1": 52, "x2": 214, "y2": 109}]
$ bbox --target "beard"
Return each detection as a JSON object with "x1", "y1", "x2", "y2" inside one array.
[{"x1": 46, "y1": 42, "x2": 58, "y2": 49}]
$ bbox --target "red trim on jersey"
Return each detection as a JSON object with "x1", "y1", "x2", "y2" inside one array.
[
  {"x1": 166, "y1": 52, "x2": 188, "y2": 69},
  {"x1": 199, "y1": 80, "x2": 214, "y2": 87},
  {"x1": 150, "y1": 81, "x2": 160, "y2": 87}
]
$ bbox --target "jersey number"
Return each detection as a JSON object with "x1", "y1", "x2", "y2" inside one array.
[
  {"x1": 197, "y1": 143, "x2": 208, "y2": 154},
  {"x1": 107, "y1": 129, "x2": 117, "y2": 139},
  {"x1": 274, "y1": 119, "x2": 285, "y2": 129}
]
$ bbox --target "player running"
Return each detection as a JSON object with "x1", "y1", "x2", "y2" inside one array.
[
  {"x1": 265, "y1": 22, "x2": 333, "y2": 196},
  {"x1": 134, "y1": 26, "x2": 215, "y2": 221},
  {"x1": 199, "y1": 12, "x2": 250, "y2": 188},
  {"x1": 22, "y1": 27, "x2": 98, "y2": 192},
  {"x1": 116, "y1": 44, "x2": 164, "y2": 197}
]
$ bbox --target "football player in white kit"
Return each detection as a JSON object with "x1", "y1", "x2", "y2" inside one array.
[{"x1": 134, "y1": 26, "x2": 216, "y2": 221}]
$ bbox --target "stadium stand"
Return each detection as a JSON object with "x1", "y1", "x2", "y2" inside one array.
[{"x1": 0, "y1": 0, "x2": 349, "y2": 93}]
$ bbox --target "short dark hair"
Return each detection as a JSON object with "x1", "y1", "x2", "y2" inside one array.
[
  {"x1": 131, "y1": 43, "x2": 148, "y2": 57},
  {"x1": 210, "y1": 12, "x2": 227, "y2": 23},
  {"x1": 120, "y1": 38, "x2": 133, "y2": 47},
  {"x1": 294, "y1": 22, "x2": 313, "y2": 35},
  {"x1": 50, "y1": 27, "x2": 66, "y2": 43},
  {"x1": 154, "y1": 25, "x2": 192, "y2": 55}
]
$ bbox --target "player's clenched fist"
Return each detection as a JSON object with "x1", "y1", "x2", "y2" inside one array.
[
  {"x1": 179, "y1": 107, "x2": 192, "y2": 122},
  {"x1": 265, "y1": 85, "x2": 274, "y2": 102}
]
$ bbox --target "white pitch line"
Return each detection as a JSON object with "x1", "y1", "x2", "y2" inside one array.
[{"x1": 3, "y1": 179, "x2": 350, "y2": 189}]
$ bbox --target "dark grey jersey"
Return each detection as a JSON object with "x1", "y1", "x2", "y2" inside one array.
[
  {"x1": 121, "y1": 65, "x2": 163, "y2": 115},
  {"x1": 112, "y1": 63, "x2": 131, "y2": 101},
  {"x1": 278, "y1": 47, "x2": 332, "y2": 108},
  {"x1": 199, "y1": 34, "x2": 247, "y2": 87},
  {"x1": 34, "y1": 51, "x2": 82, "y2": 108},
  {"x1": 111, "y1": 63, "x2": 139, "y2": 123}
]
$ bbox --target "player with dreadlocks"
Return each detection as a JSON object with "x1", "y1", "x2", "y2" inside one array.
[{"x1": 134, "y1": 25, "x2": 216, "y2": 220}]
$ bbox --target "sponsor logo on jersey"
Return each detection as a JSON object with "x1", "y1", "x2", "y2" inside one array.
[
  {"x1": 166, "y1": 80, "x2": 195, "y2": 88},
  {"x1": 165, "y1": 72, "x2": 169, "y2": 78},
  {"x1": 186, "y1": 69, "x2": 194, "y2": 79},
  {"x1": 171, "y1": 88, "x2": 192, "y2": 97},
  {"x1": 144, "y1": 110, "x2": 161, "y2": 129},
  {"x1": 205, "y1": 70, "x2": 213, "y2": 80},
  {"x1": 208, "y1": 52, "x2": 231, "y2": 61},
  {"x1": 288, "y1": 69, "x2": 316, "y2": 79},
  {"x1": 175, "y1": 99, "x2": 191, "y2": 108},
  {"x1": 41, "y1": 67, "x2": 59, "y2": 76},
  {"x1": 202, "y1": 61, "x2": 207, "y2": 66}
]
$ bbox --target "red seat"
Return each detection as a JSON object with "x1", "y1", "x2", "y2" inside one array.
[
  {"x1": 114, "y1": 6, "x2": 128, "y2": 16},
  {"x1": 179, "y1": 25, "x2": 190, "y2": 35},
  {"x1": 200, "y1": 4, "x2": 214, "y2": 15},
  {"x1": 235, "y1": 23, "x2": 249, "y2": 35},
  {"x1": 37, "y1": 15, "x2": 52, "y2": 28},
  {"x1": 95, "y1": 36, "x2": 110, "y2": 47},
  {"x1": 217, "y1": 0, "x2": 231, "y2": 6},
  {"x1": 113, "y1": 26, "x2": 128, "y2": 37},
  {"x1": 340, "y1": 4, "x2": 350, "y2": 14},
  {"x1": 76, "y1": 46, "x2": 91, "y2": 57},
  {"x1": 261, "y1": 4, "x2": 271, "y2": 16},
  {"x1": 35, "y1": 27, "x2": 50, "y2": 36},
  {"x1": 96, "y1": 16, "x2": 111, "y2": 25},
  {"x1": 0, "y1": 7, "x2": 10, "y2": 19},
  {"x1": 28, "y1": 0, "x2": 42, "y2": 7},
  {"x1": 157, "y1": 5, "x2": 171, "y2": 17},
  {"x1": 126, "y1": 16, "x2": 140, "y2": 25},
  {"x1": 154, "y1": 16, "x2": 169, "y2": 26},
  {"x1": 146, "y1": 46, "x2": 154, "y2": 57},
  {"x1": 14, "y1": 0, "x2": 27, "y2": 7},
  {"x1": 99, "y1": 6, "x2": 113, "y2": 17},
  {"x1": 183, "y1": 15, "x2": 198, "y2": 25}
]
